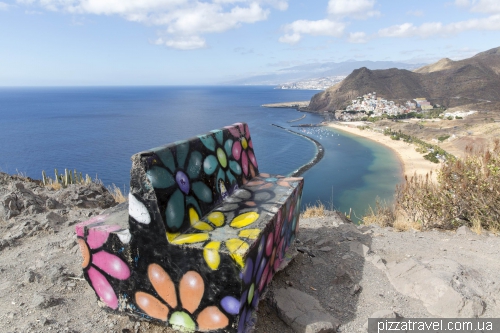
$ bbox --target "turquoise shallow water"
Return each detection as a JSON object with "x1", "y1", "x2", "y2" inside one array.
[
  {"x1": 293, "y1": 124, "x2": 403, "y2": 220},
  {"x1": 0, "y1": 86, "x2": 402, "y2": 217}
]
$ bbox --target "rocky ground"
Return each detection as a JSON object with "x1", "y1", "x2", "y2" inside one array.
[{"x1": 1, "y1": 172, "x2": 499, "y2": 333}]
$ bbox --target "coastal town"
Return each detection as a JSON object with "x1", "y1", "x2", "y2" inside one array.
[
  {"x1": 334, "y1": 92, "x2": 477, "y2": 121},
  {"x1": 337, "y1": 92, "x2": 427, "y2": 121},
  {"x1": 275, "y1": 76, "x2": 346, "y2": 90}
]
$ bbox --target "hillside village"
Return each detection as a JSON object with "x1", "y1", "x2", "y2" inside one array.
[{"x1": 335, "y1": 92, "x2": 475, "y2": 121}]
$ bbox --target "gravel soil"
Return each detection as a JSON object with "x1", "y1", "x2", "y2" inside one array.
[{"x1": 1, "y1": 173, "x2": 498, "y2": 333}]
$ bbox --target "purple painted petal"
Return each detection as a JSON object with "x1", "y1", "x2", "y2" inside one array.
[
  {"x1": 237, "y1": 307, "x2": 248, "y2": 333},
  {"x1": 221, "y1": 296, "x2": 240, "y2": 315},
  {"x1": 255, "y1": 236, "x2": 265, "y2": 270},
  {"x1": 87, "y1": 225, "x2": 121, "y2": 249},
  {"x1": 242, "y1": 258, "x2": 253, "y2": 285},
  {"x1": 88, "y1": 266, "x2": 118, "y2": 309},
  {"x1": 239, "y1": 290, "x2": 248, "y2": 310},
  {"x1": 256, "y1": 257, "x2": 266, "y2": 283},
  {"x1": 92, "y1": 251, "x2": 131, "y2": 280},
  {"x1": 251, "y1": 289, "x2": 260, "y2": 308}
]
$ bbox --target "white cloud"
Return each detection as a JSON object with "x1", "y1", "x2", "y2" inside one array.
[
  {"x1": 378, "y1": 14, "x2": 500, "y2": 38},
  {"x1": 455, "y1": 0, "x2": 500, "y2": 13},
  {"x1": 16, "y1": 0, "x2": 285, "y2": 49},
  {"x1": 327, "y1": 0, "x2": 379, "y2": 19},
  {"x1": 279, "y1": 0, "x2": 378, "y2": 44},
  {"x1": 155, "y1": 35, "x2": 207, "y2": 50},
  {"x1": 257, "y1": 0, "x2": 287, "y2": 10},
  {"x1": 407, "y1": 10, "x2": 423, "y2": 17},
  {"x1": 163, "y1": 2, "x2": 269, "y2": 35},
  {"x1": 470, "y1": 0, "x2": 500, "y2": 13},
  {"x1": 454, "y1": 0, "x2": 470, "y2": 7},
  {"x1": 279, "y1": 19, "x2": 345, "y2": 44},
  {"x1": 234, "y1": 47, "x2": 254, "y2": 55},
  {"x1": 0, "y1": 1, "x2": 10, "y2": 10},
  {"x1": 348, "y1": 31, "x2": 368, "y2": 43}
]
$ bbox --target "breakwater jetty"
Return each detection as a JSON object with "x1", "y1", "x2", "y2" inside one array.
[
  {"x1": 287, "y1": 114, "x2": 306, "y2": 123},
  {"x1": 271, "y1": 124, "x2": 325, "y2": 177},
  {"x1": 262, "y1": 101, "x2": 310, "y2": 110}
]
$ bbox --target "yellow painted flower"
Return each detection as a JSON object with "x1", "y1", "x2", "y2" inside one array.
[{"x1": 166, "y1": 210, "x2": 261, "y2": 270}]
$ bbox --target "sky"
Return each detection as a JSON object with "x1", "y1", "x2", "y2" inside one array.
[{"x1": 0, "y1": 0, "x2": 499, "y2": 85}]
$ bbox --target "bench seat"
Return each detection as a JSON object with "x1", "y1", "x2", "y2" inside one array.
[{"x1": 76, "y1": 123, "x2": 304, "y2": 332}]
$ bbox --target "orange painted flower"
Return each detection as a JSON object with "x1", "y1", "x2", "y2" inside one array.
[{"x1": 135, "y1": 264, "x2": 229, "y2": 332}]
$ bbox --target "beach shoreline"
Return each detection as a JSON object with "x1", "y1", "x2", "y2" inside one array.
[{"x1": 326, "y1": 121, "x2": 439, "y2": 180}]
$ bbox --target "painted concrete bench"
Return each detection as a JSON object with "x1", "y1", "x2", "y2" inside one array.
[{"x1": 76, "y1": 122, "x2": 304, "y2": 332}]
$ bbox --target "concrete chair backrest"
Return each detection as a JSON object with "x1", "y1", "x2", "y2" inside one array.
[{"x1": 129, "y1": 122, "x2": 260, "y2": 235}]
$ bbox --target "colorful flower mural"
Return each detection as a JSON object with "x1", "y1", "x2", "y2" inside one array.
[
  {"x1": 199, "y1": 129, "x2": 242, "y2": 197},
  {"x1": 135, "y1": 264, "x2": 230, "y2": 331},
  {"x1": 226, "y1": 123, "x2": 258, "y2": 180},
  {"x1": 145, "y1": 141, "x2": 213, "y2": 232},
  {"x1": 76, "y1": 222, "x2": 131, "y2": 310},
  {"x1": 167, "y1": 210, "x2": 261, "y2": 269},
  {"x1": 76, "y1": 122, "x2": 304, "y2": 332}
]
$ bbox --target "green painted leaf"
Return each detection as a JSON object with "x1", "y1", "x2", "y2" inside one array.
[
  {"x1": 153, "y1": 148, "x2": 175, "y2": 173},
  {"x1": 176, "y1": 141, "x2": 189, "y2": 169},
  {"x1": 199, "y1": 134, "x2": 216, "y2": 151},
  {"x1": 224, "y1": 139, "x2": 233, "y2": 157},
  {"x1": 229, "y1": 161, "x2": 242, "y2": 175},
  {"x1": 187, "y1": 151, "x2": 202, "y2": 178},
  {"x1": 203, "y1": 155, "x2": 218, "y2": 175},
  {"x1": 192, "y1": 181, "x2": 213, "y2": 203},
  {"x1": 212, "y1": 129, "x2": 223, "y2": 145},
  {"x1": 146, "y1": 166, "x2": 175, "y2": 189},
  {"x1": 165, "y1": 189, "x2": 185, "y2": 231}
]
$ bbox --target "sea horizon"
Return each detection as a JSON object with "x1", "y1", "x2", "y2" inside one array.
[{"x1": 0, "y1": 85, "x2": 402, "y2": 218}]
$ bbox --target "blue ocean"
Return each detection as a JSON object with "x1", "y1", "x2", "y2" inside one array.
[{"x1": 0, "y1": 86, "x2": 402, "y2": 219}]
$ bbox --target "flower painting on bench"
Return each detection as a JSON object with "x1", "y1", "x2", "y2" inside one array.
[{"x1": 76, "y1": 123, "x2": 304, "y2": 332}]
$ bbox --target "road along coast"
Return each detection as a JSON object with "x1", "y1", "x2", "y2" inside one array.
[{"x1": 327, "y1": 122, "x2": 439, "y2": 181}]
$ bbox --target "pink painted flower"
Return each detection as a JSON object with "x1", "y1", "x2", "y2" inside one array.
[
  {"x1": 226, "y1": 123, "x2": 258, "y2": 178},
  {"x1": 76, "y1": 220, "x2": 131, "y2": 310}
]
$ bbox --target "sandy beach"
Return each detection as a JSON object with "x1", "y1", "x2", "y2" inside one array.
[{"x1": 327, "y1": 122, "x2": 440, "y2": 180}]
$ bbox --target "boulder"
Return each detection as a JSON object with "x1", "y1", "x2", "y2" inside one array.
[
  {"x1": 272, "y1": 287, "x2": 339, "y2": 333},
  {"x1": 386, "y1": 258, "x2": 486, "y2": 317}
]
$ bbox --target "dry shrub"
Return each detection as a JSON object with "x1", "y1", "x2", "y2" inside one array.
[
  {"x1": 49, "y1": 182, "x2": 62, "y2": 190},
  {"x1": 362, "y1": 198, "x2": 395, "y2": 228},
  {"x1": 301, "y1": 201, "x2": 325, "y2": 218},
  {"x1": 393, "y1": 215, "x2": 422, "y2": 232},
  {"x1": 395, "y1": 139, "x2": 500, "y2": 232},
  {"x1": 107, "y1": 184, "x2": 127, "y2": 204}
]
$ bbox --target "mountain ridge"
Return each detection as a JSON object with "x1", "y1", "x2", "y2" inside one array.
[
  {"x1": 308, "y1": 46, "x2": 500, "y2": 111},
  {"x1": 222, "y1": 60, "x2": 426, "y2": 86}
]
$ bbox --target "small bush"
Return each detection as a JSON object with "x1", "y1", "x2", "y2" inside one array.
[
  {"x1": 362, "y1": 198, "x2": 395, "y2": 228},
  {"x1": 365, "y1": 140, "x2": 500, "y2": 233},
  {"x1": 423, "y1": 153, "x2": 440, "y2": 163},
  {"x1": 301, "y1": 201, "x2": 325, "y2": 218},
  {"x1": 107, "y1": 184, "x2": 127, "y2": 203},
  {"x1": 437, "y1": 135, "x2": 450, "y2": 142},
  {"x1": 396, "y1": 140, "x2": 500, "y2": 232}
]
